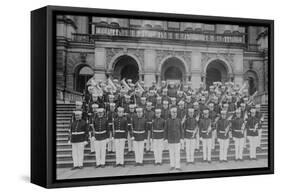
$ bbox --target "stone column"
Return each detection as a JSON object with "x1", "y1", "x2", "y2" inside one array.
[
  {"x1": 94, "y1": 47, "x2": 106, "y2": 81},
  {"x1": 190, "y1": 51, "x2": 202, "y2": 88},
  {"x1": 234, "y1": 73, "x2": 244, "y2": 87},
  {"x1": 144, "y1": 49, "x2": 156, "y2": 85}
]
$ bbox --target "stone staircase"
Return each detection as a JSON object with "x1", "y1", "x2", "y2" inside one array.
[{"x1": 56, "y1": 103, "x2": 268, "y2": 168}]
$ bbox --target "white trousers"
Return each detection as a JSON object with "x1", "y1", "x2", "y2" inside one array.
[
  {"x1": 243, "y1": 130, "x2": 247, "y2": 148},
  {"x1": 168, "y1": 143, "x2": 181, "y2": 168},
  {"x1": 248, "y1": 136, "x2": 258, "y2": 159},
  {"x1": 90, "y1": 137, "x2": 95, "y2": 152},
  {"x1": 115, "y1": 139, "x2": 125, "y2": 165},
  {"x1": 145, "y1": 131, "x2": 152, "y2": 151},
  {"x1": 202, "y1": 138, "x2": 212, "y2": 161},
  {"x1": 195, "y1": 133, "x2": 200, "y2": 149},
  {"x1": 127, "y1": 133, "x2": 133, "y2": 152},
  {"x1": 257, "y1": 128, "x2": 262, "y2": 147},
  {"x1": 180, "y1": 139, "x2": 185, "y2": 150},
  {"x1": 134, "y1": 141, "x2": 144, "y2": 163},
  {"x1": 72, "y1": 142, "x2": 85, "y2": 167},
  {"x1": 218, "y1": 138, "x2": 229, "y2": 161},
  {"x1": 233, "y1": 137, "x2": 244, "y2": 160},
  {"x1": 185, "y1": 139, "x2": 196, "y2": 162},
  {"x1": 211, "y1": 130, "x2": 217, "y2": 149},
  {"x1": 153, "y1": 139, "x2": 164, "y2": 163},
  {"x1": 94, "y1": 139, "x2": 107, "y2": 166},
  {"x1": 107, "y1": 137, "x2": 115, "y2": 152}
]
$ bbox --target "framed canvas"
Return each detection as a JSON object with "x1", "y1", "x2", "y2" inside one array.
[{"x1": 31, "y1": 5, "x2": 274, "y2": 188}]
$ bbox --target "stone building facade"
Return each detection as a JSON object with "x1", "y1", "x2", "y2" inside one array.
[{"x1": 56, "y1": 15, "x2": 268, "y2": 101}]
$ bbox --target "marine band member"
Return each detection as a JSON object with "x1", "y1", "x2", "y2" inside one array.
[
  {"x1": 113, "y1": 107, "x2": 128, "y2": 167},
  {"x1": 152, "y1": 109, "x2": 166, "y2": 165},
  {"x1": 132, "y1": 108, "x2": 147, "y2": 166},
  {"x1": 92, "y1": 108, "x2": 109, "y2": 168},
  {"x1": 165, "y1": 107, "x2": 183, "y2": 171},
  {"x1": 184, "y1": 108, "x2": 198, "y2": 164},
  {"x1": 68, "y1": 111, "x2": 89, "y2": 170},
  {"x1": 199, "y1": 109, "x2": 212, "y2": 163}
]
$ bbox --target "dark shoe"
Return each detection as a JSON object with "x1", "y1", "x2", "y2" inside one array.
[
  {"x1": 78, "y1": 166, "x2": 83, "y2": 169},
  {"x1": 95, "y1": 165, "x2": 100, "y2": 168},
  {"x1": 101, "y1": 164, "x2": 106, "y2": 168},
  {"x1": 71, "y1": 166, "x2": 78, "y2": 170},
  {"x1": 169, "y1": 167, "x2": 175, "y2": 171},
  {"x1": 208, "y1": 161, "x2": 212, "y2": 164}
]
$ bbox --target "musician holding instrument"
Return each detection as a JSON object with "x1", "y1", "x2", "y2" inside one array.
[
  {"x1": 68, "y1": 111, "x2": 89, "y2": 170},
  {"x1": 152, "y1": 109, "x2": 166, "y2": 165},
  {"x1": 132, "y1": 108, "x2": 147, "y2": 166},
  {"x1": 246, "y1": 108, "x2": 260, "y2": 160},
  {"x1": 184, "y1": 108, "x2": 198, "y2": 164},
  {"x1": 113, "y1": 107, "x2": 128, "y2": 167},
  {"x1": 92, "y1": 108, "x2": 109, "y2": 168},
  {"x1": 199, "y1": 109, "x2": 212, "y2": 163},
  {"x1": 216, "y1": 110, "x2": 231, "y2": 162},
  {"x1": 231, "y1": 109, "x2": 246, "y2": 161}
]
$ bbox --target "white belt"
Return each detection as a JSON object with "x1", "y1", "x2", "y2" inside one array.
[
  {"x1": 185, "y1": 129, "x2": 194, "y2": 133},
  {"x1": 72, "y1": 131, "x2": 85, "y2": 135},
  {"x1": 133, "y1": 130, "x2": 145, "y2": 134},
  {"x1": 233, "y1": 129, "x2": 242, "y2": 132},
  {"x1": 249, "y1": 128, "x2": 255, "y2": 131},
  {"x1": 219, "y1": 131, "x2": 226, "y2": 134},
  {"x1": 115, "y1": 130, "x2": 125, "y2": 133},
  {"x1": 153, "y1": 129, "x2": 164, "y2": 133},
  {"x1": 108, "y1": 123, "x2": 113, "y2": 125},
  {"x1": 95, "y1": 130, "x2": 106, "y2": 134},
  {"x1": 147, "y1": 122, "x2": 152, "y2": 124},
  {"x1": 201, "y1": 130, "x2": 208, "y2": 133},
  {"x1": 128, "y1": 124, "x2": 132, "y2": 126}
]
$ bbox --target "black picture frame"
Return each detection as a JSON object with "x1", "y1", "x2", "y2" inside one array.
[{"x1": 31, "y1": 5, "x2": 274, "y2": 188}]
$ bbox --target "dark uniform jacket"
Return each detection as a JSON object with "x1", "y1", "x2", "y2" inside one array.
[
  {"x1": 184, "y1": 116, "x2": 198, "y2": 139},
  {"x1": 161, "y1": 108, "x2": 170, "y2": 120},
  {"x1": 144, "y1": 110, "x2": 155, "y2": 131},
  {"x1": 168, "y1": 87, "x2": 177, "y2": 98},
  {"x1": 107, "y1": 110, "x2": 117, "y2": 132},
  {"x1": 132, "y1": 116, "x2": 147, "y2": 141},
  {"x1": 185, "y1": 102, "x2": 193, "y2": 110},
  {"x1": 93, "y1": 117, "x2": 109, "y2": 141},
  {"x1": 255, "y1": 111, "x2": 263, "y2": 128},
  {"x1": 152, "y1": 117, "x2": 166, "y2": 139},
  {"x1": 127, "y1": 112, "x2": 136, "y2": 133},
  {"x1": 246, "y1": 116, "x2": 260, "y2": 136},
  {"x1": 199, "y1": 118, "x2": 212, "y2": 139},
  {"x1": 155, "y1": 103, "x2": 162, "y2": 110},
  {"x1": 177, "y1": 108, "x2": 187, "y2": 120},
  {"x1": 165, "y1": 118, "x2": 182, "y2": 144},
  {"x1": 231, "y1": 116, "x2": 245, "y2": 138},
  {"x1": 113, "y1": 116, "x2": 128, "y2": 139},
  {"x1": 216, "y1": 118, "x2": 230, "y2": 139},
  {"x1": 69, "y1": 119, "x2": 89, "y2": 143}
]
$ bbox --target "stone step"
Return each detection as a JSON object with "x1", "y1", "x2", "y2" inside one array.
[
  {"x1": 57, "y1": 152, "x2": 268, "y2": 168},
  {"x1": 56, "y1": 148, "x2": 268, "y2": 162}
]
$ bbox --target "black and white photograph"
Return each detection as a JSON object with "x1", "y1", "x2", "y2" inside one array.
[{"x1": 55, "y1": 14, "x2": 270, "y2": 180}]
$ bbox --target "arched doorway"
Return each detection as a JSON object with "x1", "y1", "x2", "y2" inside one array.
[
  {"x1": 75, "y1": 65, "x2": 94, "y2": 93},
  {"x1": 244, "y1": 70, "x2": 259, "y2": 95},
  {"x1": 113, "y1": 55, "x2": 139, "y2": 82},
  {"x1": 161, "y1": 57, "x2": 186, "y2": 82},
  {"x1": 205, "y1": 59, "x2": 229, "y2": 89}
]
